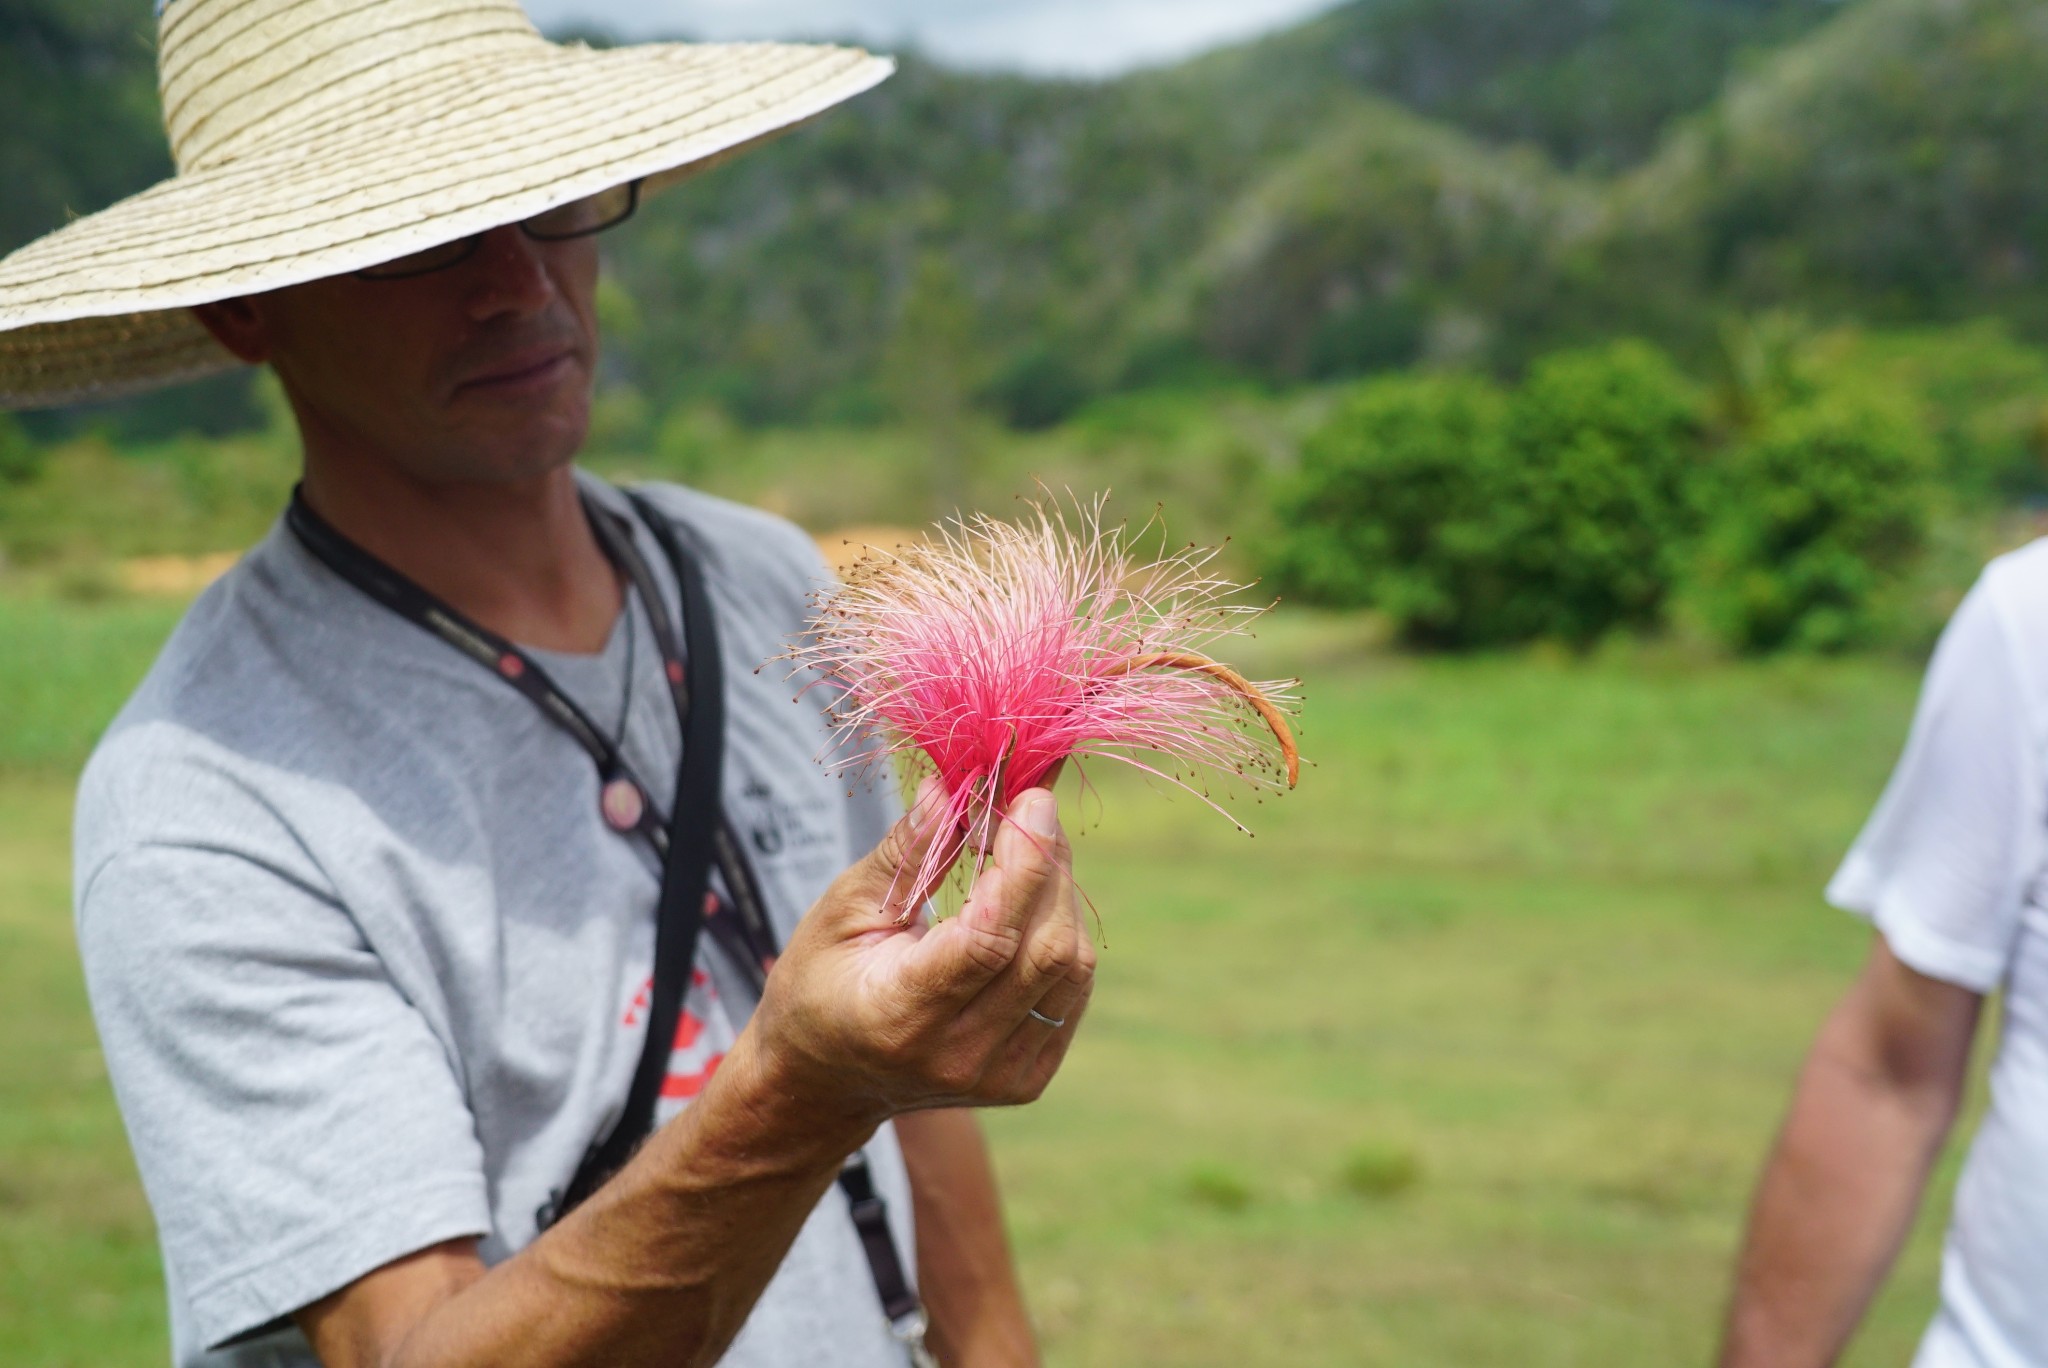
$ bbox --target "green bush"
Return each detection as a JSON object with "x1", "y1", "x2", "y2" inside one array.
[
  {"x1": 0, "y1": 429, "x2": 296, "y2": 570},
  {"x1": 1182, "y1": 1163, "x2": 1255, "y2": 1214},
  {"x1": 1694, "y1": 388, "x2": 1935, "y2": 654},
  {"x1": 1267, "y1": 341, "x2": 1704, "y2": 649},
  {"x1": 1339, "y1": 1143, "x2": 1424, "y2": 1200},
  {"x1": 1265, "y1": 373, "x2": 1515, "y2": 647},
  {"x1": 1489, "y1": 341, "x2": 1705, "y2": 646},
  {"x1": 1800, "y1": 322, "x2": 2048, "y2": 504},
  {"x1": 0, "y1": 414, "x2": 43, "y2": 487}
]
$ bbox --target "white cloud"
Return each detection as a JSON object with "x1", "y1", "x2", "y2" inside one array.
[{"x1": 518, "y1": 0, "x2": 1343, "y2": 77}]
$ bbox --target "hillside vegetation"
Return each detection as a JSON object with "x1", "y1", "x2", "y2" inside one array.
[
  {"x1": 8, "y1": 0, "x2": 2036, "y2": 436},
  {"x1": 1599, "y1": 0, "x2": 2048, "y2": 342}
]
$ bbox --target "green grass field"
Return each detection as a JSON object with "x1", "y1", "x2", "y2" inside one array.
[{"x1": 0, "y1": 598, "x2": 1976, "y2": 1365}]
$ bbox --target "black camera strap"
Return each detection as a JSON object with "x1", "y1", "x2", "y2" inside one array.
[{"x1": 285, "y1": 484, "x2": 930, "y2": 1364}]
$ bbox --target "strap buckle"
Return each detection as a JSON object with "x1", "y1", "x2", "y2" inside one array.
[{"x1": 890, "y1": 1307, "x2": 938, "y2": 1368}]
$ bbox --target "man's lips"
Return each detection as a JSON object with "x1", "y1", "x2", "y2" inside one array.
[{"x1": 454, "y1": 348, "x2": 575, "y2": 396}]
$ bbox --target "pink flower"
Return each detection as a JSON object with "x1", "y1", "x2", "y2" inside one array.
[{"x1": 783, "y1": 496, "x2": 1300, "y2": 914}]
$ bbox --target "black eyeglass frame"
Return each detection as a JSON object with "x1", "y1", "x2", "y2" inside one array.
[{"x1": 355, "y1": 179, "x2": 643, "y2": 282}]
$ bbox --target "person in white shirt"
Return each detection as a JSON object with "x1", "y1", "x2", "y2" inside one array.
[{"x1": 1721, "y1": 542, "x2": 2048, "y2": 1367}]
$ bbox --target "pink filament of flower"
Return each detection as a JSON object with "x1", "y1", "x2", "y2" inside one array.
[{"x1": 790, "y1": 500, "x2": 1299, "y2": 912}]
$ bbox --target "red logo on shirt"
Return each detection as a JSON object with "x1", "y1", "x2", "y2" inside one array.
[{"x1": 623, "y1": 969, "x2": 728, "y2": 1109}]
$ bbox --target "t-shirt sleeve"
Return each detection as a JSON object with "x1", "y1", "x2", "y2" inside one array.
[
  {"x1": 76, "y1": 842, "x2": 491, "y2": 1352},
  {"x1": 1827, "y1": 573, "x2": 2048, "y2": 992}
]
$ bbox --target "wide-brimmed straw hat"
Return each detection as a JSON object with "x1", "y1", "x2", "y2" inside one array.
[{"x1": 0, "y1": 0, "x2": 893, "y2": 410}]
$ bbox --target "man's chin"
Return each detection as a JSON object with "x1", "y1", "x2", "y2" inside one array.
[{"x1": 433, "y1": 402, "x2": 591, "y2": 486}]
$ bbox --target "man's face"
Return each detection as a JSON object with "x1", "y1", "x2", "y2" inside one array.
[{"x1": 201, "y1": 227, "x2": 602, "y2": 486}]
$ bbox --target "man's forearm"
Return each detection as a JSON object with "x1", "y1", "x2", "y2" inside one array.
[
  {"x1": 1719, "y1": 1010, "x2": 1960, "y2": 1368},
  {"x1": 363, "y1": 1032, "x2": 879, "y2": 1368},
  {"x1": 897, "y1": 1109, "x2": 1038, "y2": 1368}
]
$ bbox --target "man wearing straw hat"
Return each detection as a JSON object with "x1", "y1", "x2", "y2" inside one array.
[{"x1": 1, "y1": 3, "x2": 1092, "y2": 1367}]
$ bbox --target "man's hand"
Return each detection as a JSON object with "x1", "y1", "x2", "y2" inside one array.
[
  {"x1": 1718, "y1": 934, "x2": 1982, "y2": 1368},
  {"x1": 755, "y1": 779, "x2": 1096, "y2": 1122}
]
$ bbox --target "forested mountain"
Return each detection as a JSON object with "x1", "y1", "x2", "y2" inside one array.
[
  {"x1": 0, "y1": 0, "x2": 254, "y2": 436},
  {"x1": 0, "y1": 0, "x2": 165, "y2": 259},
  {"x1": 1141, "y1": 99, "x2": 1595, "y2": 383},
  {"x1": 3, "y1": 0, "x2": 2044, "y2": 437},
  {"x1": 1601, "y1": 0, "x2": 2048, "y2": 337},
  {"x1": 1158, "y1": 0, "x2": 1842, "y2": 173},
  {"x1": 602, "y1": 0, "x2": 1845, "y2": 425}
]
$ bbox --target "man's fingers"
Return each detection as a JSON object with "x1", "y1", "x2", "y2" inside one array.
[
  {"x1": 950, "y1": 848, "x2": 1093, "y2": 1044},
  {"x1": 1024, "y1": 954, "x2": 1094, "y2": 1033},
  {"x1": 931, "y1": 790, "x2": 1097, "y2": 1064},
  {"x1": 976, "y1": 973, "x2": 1093, "y2": 1105},
  {"x1": 903, "y1": 789, "x2": 1067, "y2": 1003}
]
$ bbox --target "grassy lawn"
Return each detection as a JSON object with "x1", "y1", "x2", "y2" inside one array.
[{"x1": 0, "y1": 598, "x2": 1970, "y2": 1365}]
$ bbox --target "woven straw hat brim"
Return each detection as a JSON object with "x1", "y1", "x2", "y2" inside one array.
[{"x1": 0, "y1": 40, "x2": 891, "y2": 410}]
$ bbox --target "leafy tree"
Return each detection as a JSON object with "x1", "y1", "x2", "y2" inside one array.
[
  {"x1": 0, "y1": 411, "x2": 41, "y2": 485},
  {"x1": 1799, "y1": 321, "x2": 2048, "y2": 504},
  {"x1": 884, "y1": 252, "x2": 985, "y2": 516},
  {"x1": 648, "y1": 401, "x2": 739, "y2": 487},
  {"x1": 984, "y1": 343, "x2": 1092, "y2": 431},
  {"x1": 0, "y1": 0, "x2": 272, "y2": 442},
  {"x1": 0, "y1": 0, "x2": 170, "y2": 258},
  {"x1": 1265, "y1": 373, "x2": 1514, "y2": 646},
  {"x1": 1489, "y1": 341, "x2": 1705, "y2": 646},
  {"x1": 1694, "y1": 387, "x2": 1935, "y2": 653},
  {"x1": 1270, "y1": 342, "x2": 1705, "y2": 649}
]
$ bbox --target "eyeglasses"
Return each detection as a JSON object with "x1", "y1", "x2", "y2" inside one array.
[{"x1": 356, "y1": 180, "x2": 642, "y2": 281}]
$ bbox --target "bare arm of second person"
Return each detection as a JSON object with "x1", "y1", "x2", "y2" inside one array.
[
  {"x1": 1718, "y1": 934, "x2": 1983, "y2": 1368},
  {"x1": 897, "y1": 1108, "x2": 1039, "y2": 1368},
  {"x1": 298, "y1": 784, "x2": 1094, "y2": 1368}
]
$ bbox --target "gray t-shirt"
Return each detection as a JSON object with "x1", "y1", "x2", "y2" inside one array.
[{"x1": 73, "y1": 477, "x2": 917, "y2": 1368}]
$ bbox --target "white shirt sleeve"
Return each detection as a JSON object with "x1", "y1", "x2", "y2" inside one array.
[{"x1": 1828, "y1": 571, "x2": 2048, "y2": 993}]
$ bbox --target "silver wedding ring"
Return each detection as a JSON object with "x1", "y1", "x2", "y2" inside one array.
[{"x1": 1028, "y1": 1007, "x2": 1067, "y2": 1029}]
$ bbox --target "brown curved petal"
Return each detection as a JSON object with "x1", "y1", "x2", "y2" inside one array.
[{"x1": 1098, "y1": 651, "x2": 1300, "y2": 789}]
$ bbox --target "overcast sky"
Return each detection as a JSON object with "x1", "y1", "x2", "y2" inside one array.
[{"x1": 519, "y1": 0, "x2": 1345, "y2": 78}]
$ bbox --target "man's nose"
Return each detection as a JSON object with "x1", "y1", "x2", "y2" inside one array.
[{"x1": 462, "y1": 225, "x2": 556, "y2": 322}]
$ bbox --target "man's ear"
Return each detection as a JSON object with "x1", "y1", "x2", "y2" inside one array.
[{"x1": 189, "y1": 298, "x2": 271, "y2": 365}]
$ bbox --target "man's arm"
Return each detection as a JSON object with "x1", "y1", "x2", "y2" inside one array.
[
  {"x1": 300, "y1": 1032, "x2": 875, "y2": 1367},
  {"x1": 300, "y1": 785, "x2": 1093, "y2": 1368},
  {"x1": 1719, "y1": 934, "x2": 1983, "y2": 1368},
  {"x1": 897, "y1": 1109, "x2": 1038, "y2": 1368}
]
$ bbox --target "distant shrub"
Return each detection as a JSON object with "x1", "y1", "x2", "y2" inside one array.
[
  {"x1": 0, "y1": 429, "x2": 296, "y2": 570},
  {"x1": 1339, "y1": 1143, "x2": 1423, "y2": 1200},
  {"x1": 984, "y1": 344, "x2": 1093, "y2": 431},
  {"x1": 1267, "y1": 341, "x2": 1704, "y2": 649},
  {"x1": 648, "y1": 401, "x2": 740, "y2": 485},
  {"x1": 0, "y1": 414, "x2": 41, "y2": 486},
  {"x1": 1264, "y1": 372, "x2": 1515, "y2": 648},
  {"x1": 1799, "y1": 321, "x2": 2048, "y2": 504},
  {"x1": 51, "y1": 558, "x2": 123, "y2": 605},
  {"x1": 1489, "y1": 341, "x2": 1705, "y2": 647},
  {"x1": 1182, "y1": 1164, "x2": 1255, "y2": 1214},
  {"x1": 1693, "y1": 387, "x2": 1935, "y2": 654}
]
